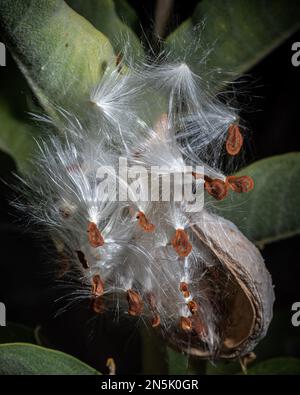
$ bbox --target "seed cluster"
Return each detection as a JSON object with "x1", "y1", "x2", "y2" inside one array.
[{"x1": 18, "y1": 59, "x2": 255, "y2": 356}]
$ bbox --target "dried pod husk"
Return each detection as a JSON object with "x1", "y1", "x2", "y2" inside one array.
[{"x1": 165, "y1": 210, "x2": 275, "y2": 359}]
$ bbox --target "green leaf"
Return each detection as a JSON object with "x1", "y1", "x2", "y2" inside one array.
[
  {"x1": 141, "y1": 328, "x2": 168, "y2": 374},
  {"x1": 113, "y1": 0, "x2": 140, "y2": 34},
  {"x1": 0, "y1": 0, "x2": 115, "y2": 113},
  {"x1": 165, "y1": 0, "x2": 300, "y2": 87},
  {"x1": 245, "y1": 357, "x2": 300, "y2": 375},
  {"x1": 0, "y1": 99, "x2": 36, "y2": 171},
  {"x1": 215, "y1": 153, "x2": 300, "y2": 245},
  {"x1": 66, "y1": 0, "x2": 143, "y2": 61},
  {"x1": 0, "y1": 343, "x2": 101, "y2": 375},
  {"x1": 206, "y1": 360, "x2": 242, "y2": 375},
  {"x1": 167, "y1": 348, "x2": 190, "y2": 375},
  {"x1": 0, "y1": 323, "x2": 35, "y2": 344},
  {"x1": 167, "y1": 347, "x2": 206, "y2": 375}
]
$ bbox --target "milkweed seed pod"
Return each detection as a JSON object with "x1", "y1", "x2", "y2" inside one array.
[
  {"x1": 165, "y1": 210, "x2": 274, "y2": 358},
  {"x1": 14, "y1": 51, "x2": 275, "y2": 360}
]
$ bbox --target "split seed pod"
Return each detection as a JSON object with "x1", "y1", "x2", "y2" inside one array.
[{"x1": 165, "y1": 210, "x2": 274, "y2": 359}]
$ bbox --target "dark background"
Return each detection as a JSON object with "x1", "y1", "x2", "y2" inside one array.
[{"x1": 0, "y1": 1, "x2": 299, "y2": 374}]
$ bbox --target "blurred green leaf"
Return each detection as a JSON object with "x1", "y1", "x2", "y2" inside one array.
[
  {"x1": 0, "y1": 99, "x2": 36, "y2": 171},
  {"x1": 141, "y1": 328, "x2": 168, "y2": 374},
  {"x1": 167, "y1": 348, "x2": 190, "y2": 374},
  {"x1": 0, "y1": 0, "x2": 115, "y2": 114},
  {"x1": 165, "y1": 0, "x2": 300, "y2": 88},
  {"x1": 215, "y1": 153, "x2": 300, "y2": 245},
  {"x1": 167, "y1": 347, "x2": 206, "y2": 375},
  {"x1": 0, "y1": 323, "x2": 35, "y2": 344},
  {"x1": 206, "y1": 360, "x2": 242, "y2": 375},
  {"x1": 245, "y1": 357, "x2": 300, "y2": 375},
  {"x1": 66, "y1": 0, "x2": 143, "y2": 61},
  {"x1": 0, "y1": 343, "x2": 101, "y2": 375},
  {"x1": 113, "y1": 0, "x2": 140, "y2": 34}
]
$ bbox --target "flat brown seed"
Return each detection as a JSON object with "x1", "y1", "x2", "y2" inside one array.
[
  {"x1": 127, "y1": 289, "x2": 143, "y2": 316},
  {"x1": 91, "y1": 274, "x2": 104, "y2": 297},
  {"x1": 179, "y1": 282, "x2": 190, "y2": 298},
  {"x1": 137, "y1": 211, "x2": 155, "y2": 232},
  {"x1": 204, "y1": 179, "x2": 228, "y2": 201},
  {"x1": 180, "y1": 316, "x2": 193, "y2": 332},
  {"x1": 151, "y1": 314, "x2": 161, "y2": 328},
  {"x1": 146, "y1": 292, "x2": 157, "y2": 310},
  {"x1": 91, "y1": 296, "x2": 105, "y2": 314},
  {"x1": 226, "y1": 124, "x2": 243, "y2": 156},
  {"x1": 191, "y1": 315, "x2": 208, "y2": 339},
  {"x1": 76, "y1": 250, "x2": 89, "y2": 269},
  {"x1": 226, "y1": 175, "x2": 254, "y2": 193},
  {"x1": 87, "y1": 221, "x2": 104, "y2": 248},
  {"x1": 188, "y1": 300, "x2": 198, "y2": 315},
  {"x1": 172, "y1": 229, "x2": 192, "y2": 257}
]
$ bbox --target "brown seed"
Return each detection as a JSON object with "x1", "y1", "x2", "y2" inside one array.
[
  {"x1": 115, "y1": 52, "x2": 123, "y2": 73},
  {"x1": 116, "y1": 52, "x2": 122, "y2": 66},
  {"x1": 127, "y1": 289, "x2": 143, "y2": 316},
  {"x1": 187, "y1": 300, "x2": 198, "y2": 315},
  {"x1": 146, "y1": 292, "x2": 157, "y2": 310},
  {"x1": 91, "y1": 296, "x2": 105, "y2": 314},
  {"x1": 91, "y1": 274, "x2": 104, "y2": 297},
  {"x1": 204, "y1": 179, "x2": 228, "y2": 201},
  {"x1": 87, "y1": 221, "x2": 104, "y2": 248},
  {"x1": 172, "y1": 229, "x2": 192, "y2": 257},
  {"x1": 136, "y1": 211, "x2": 155, "y2": 233},
  {"x1": 151, "y1": 314, "x2": 161, "y2": 328},
  {"x1": 180, "y1": 316, "x2": 193, "y2": 332},
  {"x1": 191, "y1": 315, "x2": 207, "y2": 339},
  {"x1": 226, "y1": 175, "x2": 254, "y2": 193},
  {"x1": 76, "y1": 250, "x2": 89, "y2": 269},
  {"x1": 226, "y1": 124, "x2": 244, "y2": 156},
  {"x1": 179, "y1": 282, "x2": 190, "y2": 298}
]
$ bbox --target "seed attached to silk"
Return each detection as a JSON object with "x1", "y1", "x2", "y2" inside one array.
[
  {"x1": 172, "y1": 229, "x2": 192, "y2": 257},
  {"x1": 146, "y1": 293, "x2": 160, "y2": 327},
  {"x1": 180, "y1": 316, "x2": 193, "y2": 332},
  {"x1": 191, "y1": 315, "x2": 208, "y2": 339},
  {"x1": 188, "y1": 300, "x2": 198, "y2": 315},
  {"x1": 91, "y1": 274, "x2": 104, "y2": 297},
  {"x1": 179, "y1": 282, "x2": 190, "y2": 298},
  {"x1": 151, "y1": 314, "x2": 161, "y2": 328},
  {"x1": 146, "y1": 292, "x2": 157, "y2": 310},
  {"x1": 136, "y1": 211, "x2": 155, "y2": 232},
  {"x1": 87, "y1": 221, "x2": 104, "y2": 248},
  {"x1": 226, "y1": 124, "x2": 243, "y2": 155},
  {"x1": 226, "y1": 175, "x2": 254, "y2": 193},
  {"x1": 204, "y1": 179, "x2": 228, "y2": 201},
  {"x1": 91, "y1": 296, "x2": 104, "y2": 314},
  {"x1": 127, "y1": 289, "x2": 143, "y2": 316}
]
